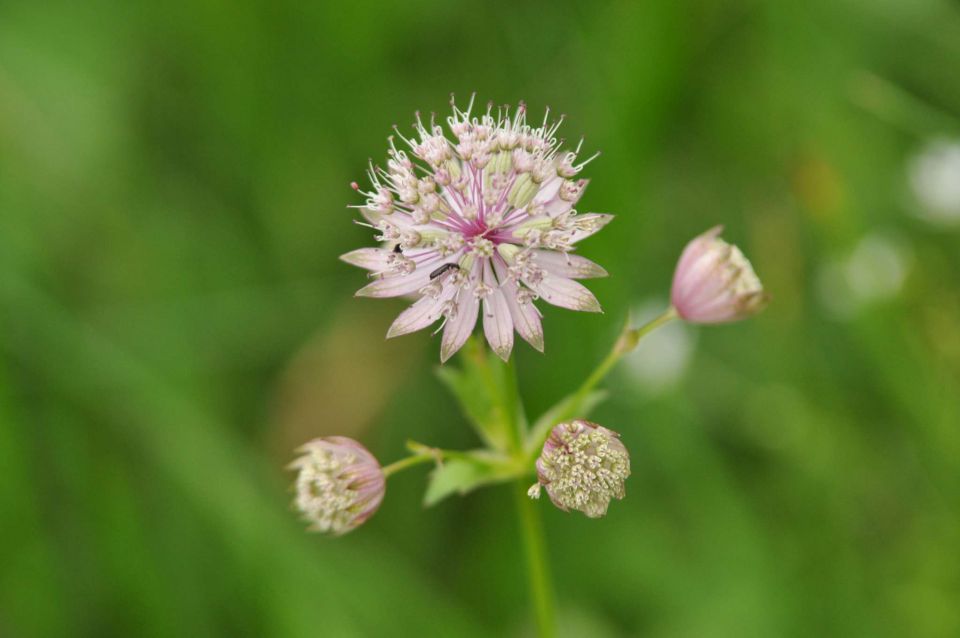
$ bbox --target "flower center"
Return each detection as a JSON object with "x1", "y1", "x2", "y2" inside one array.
[
  {"x1": 461, "y1": 219, "x2": 488, "y2": 238},
  {"x1": 460, "y1": 218, "x2": 507, "y2": 247}
]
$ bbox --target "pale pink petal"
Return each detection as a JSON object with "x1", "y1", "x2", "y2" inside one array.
[
  {"x1": 440, "y1": 288, "x2": 480, "y2": 363},
  {"x1": 533, "y1": 250, "x2": 608, "y2": 279},
  {"x1": 676, "y1": 257, "x2": 731, "y2": 312},
  {"x1": 531, "y1": 176, "x2": 562, "y2": 206},
  {"x1": 568, "y1": 213, "x2": 614, "y2": 244},
  {"x1": 670, "y1": 227, "x2": 723, "y2": 297},
  {"x1": 494, "y1": 257, "x2": 544, "y2": 352},
  {"x1": 340, "y1": 247, "x2": 392, "y2": 271},
  {"x1": 526, "y1": 273, "x2": 602, "y2": 313},
  {"x1": 387, "y1": 287, "x2": 456, "y2": 338},
  {"x1": 359, "y1": 207, "x2": 385, "y2": 226},
  {"x1": 672, "y1": 246, "x2": 730, "y2": 309},
  {"x1": 354, "y1": 255, "x2": 445, "y2": 298},
  {"x1": 360, "y1": 208, "x2": 438, "y2": 234},
  {"x1": 557, "y1": 179, "x2": 589, "y2": 213},
  {"x1": 480, "y1": 261, "x2": 513, "y2": 361},
  {"x1": 678, "y1": 291, "x2": 740, "y2": 323},
  {"x1": 533, "y1": 178, "x2": 590, "y2": 217},
  {"x1": 672, "y1": 226, "x2": 723, "y2": 284},
  {"x1": 355, "y1": 273, "x2": 430, "y2": 298}
]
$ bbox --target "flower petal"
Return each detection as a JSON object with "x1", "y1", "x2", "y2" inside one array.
[
  {"x1": 532, "y1": 176, "x2": 562, "y2": 206},
  {"x1": 354, "y1": 254, "x2": 447, "y2": 298},
  {"x1": 386, "y1": 287, "x2": 456, "y2": 338},
  {"x1": 526, "y1": 273, "x2": 602, "y2": 313},
  {"x1": 440, "y1": 288, "x2": 480, "y2": 363},
  {"x1": 556, "y1": 179, "x2": 589, "y2": 215},
  {"x1": 361, "y1": 208, "x2": 414, "y2": 229},
  {"x1": 536, "y1": 178, "x2": 589, "y2": 217},
  {"x1": 672, "y1": 245, "x2": 731, "y2": 309},
  {"x1": 673, "y1": 225, "x2": 724, "y2": 287},
  {"x1": 494, "y1": 257, "x2": 544, "y2": 352},
  {"x1": 359, "y1": 207, "x2": 385, "y2": 226},
  {"x1": 533, "y1": 250, "x2": 608, "y2": 279},
  {"x1": 568, "y1": 213, "x2": 614, "y2": 244},
  {"x1": 480, "y1": 261, "x2": 513, "y2": 361},
  {"x1": 340, "y1": 247, "x2": 392, "y2": 271},
  {"x1": 355, "y1": 272, "x2": 431, "y2": 298}
]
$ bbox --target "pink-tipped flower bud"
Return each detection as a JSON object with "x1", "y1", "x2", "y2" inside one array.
[
  {"x1": 529, "y1": 420, "x2": 630, "y2": 518},
  {"x1": 289, "y1": 437, "x2": 385, "y2": 535},
  {"x1": 670, "y1": 226, "x2": 768, "y2": 324}
]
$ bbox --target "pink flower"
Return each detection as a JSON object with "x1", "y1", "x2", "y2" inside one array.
[
  {"x1": 528, "y1": 420, "x2": 630, "y2": 518},
  {"x1": 289, "y1": 437, "x2": 385, "y2": 535},
  {"x1": 342, "y1": 97, "x2": 610, "y2": 362},
  {"x1": 670, "y1": 226, "x2": 767, "y2": 324}
]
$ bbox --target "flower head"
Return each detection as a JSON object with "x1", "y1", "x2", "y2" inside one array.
[
  {"x1": 289, "y1": 437, "x2": 385, "y2": 535},
  {"x1": 670, "y1": 226, "x2": 767, "y2": 324},
  {"x1": 529, "y1": 420, "x2": 630, "y2": 518},
  {"x1": 342, "y1": 96, "x2": 610, "y2": 362}
]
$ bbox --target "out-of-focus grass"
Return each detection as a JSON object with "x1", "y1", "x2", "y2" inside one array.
[{"x1": 1, "y1": 0, "x2": 959, "y2": 636}]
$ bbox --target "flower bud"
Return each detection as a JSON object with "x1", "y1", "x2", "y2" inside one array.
[
  {"x1": 670, "y1": 226, "x2": 767, "y2": 324},
  {"x1": 289, "y1": 437, "x2": 385, "y2": 535},
  {"x1": 530, "y1": 420, "x2": 630, "y2": 518}
]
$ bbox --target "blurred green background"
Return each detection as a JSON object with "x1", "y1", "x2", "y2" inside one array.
[{"x1": 2, "y1": 0, "x2": 959, "y2": 636}]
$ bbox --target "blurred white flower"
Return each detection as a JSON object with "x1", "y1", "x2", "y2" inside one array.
[
  {"x1": 908, "y1": 138, "x2": 960, "y2": 227},
  {"x1": 623, "y1": 298, "x2": 695, "y2": 394},
  {"x1": 818, "y1": 233, "x2": 911, "y2": 319},
  {"x1": 845, "y1": 234, "x2": 909, "y2": 300}
]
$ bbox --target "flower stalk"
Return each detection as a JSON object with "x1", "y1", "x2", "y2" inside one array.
[
  {"x1": 570, "y1": 307, "x2": 678, "y2": 416},
  {"x1": 381, "y1": 453, "x2": 436, "y2": 478},
  {"x1": 523, "y1": 306, "x2": 678, "y2": 458},
  {"x1": 514, "y1": 480, "x2": 556, "y2": 638}
]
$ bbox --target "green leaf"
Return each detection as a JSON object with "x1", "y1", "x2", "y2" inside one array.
[
  {"x1": 434, "y1": 365, "x2": 502, "y2": 447},
  {"x1": 422, "y1": 455, "x2": 517, "y2": 507},
  {"x1": 434, "y1": 337, "x2": 526, "y2": 452}
]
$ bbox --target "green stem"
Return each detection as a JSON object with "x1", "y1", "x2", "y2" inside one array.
[
  {"x1": 456, "y1": 337, "x2": 527, "y2": 453},
  {"x1": 381, "y1": 453, "x2": 435, "y2": 478},
  {"x1": 499, "y1": 349, "x2": 555, "y2": 637},
  {"x1": 502, "y1": 355, "x2": 525, "y2": 453},
  {"x1": 523, "y1": 307, "x2": 678, "y2": 458},
  {"x1": 566, "y1": 306, "x2": 678, "y2": 423},
  {"x1": 514, "y1": 481, "x2": 556, "y2": 638},
  {"x1": 405, "y1": 440, "x2": 498, "y2": 463}
]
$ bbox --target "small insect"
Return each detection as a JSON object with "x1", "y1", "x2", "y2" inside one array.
[
  {"x1": 393, "y1": 244, "x2": 403, "y2": 254},
  {"x1": 429, "y1": 263, "x2": 461, "y2": 280}
]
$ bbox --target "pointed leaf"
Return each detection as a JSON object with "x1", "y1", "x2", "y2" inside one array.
[
  {"x1": 434, "y1": 337, "x2": 526, "y2": 453},
  {"x1": 423, "y1": 457, "x2": 515, "y2": 507}
]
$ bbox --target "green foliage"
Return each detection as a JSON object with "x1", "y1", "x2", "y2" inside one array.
[
  {"x1": 423, "y1": 456, "x2": 517, "y2": 508},
  {"x1": 435, "y1": 337, "x2": 526, "y2": 453}
]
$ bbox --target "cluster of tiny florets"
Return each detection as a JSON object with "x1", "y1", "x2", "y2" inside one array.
[
  {"x1": 290, "y1": 437, "x2": 385, "y2": 536},
  {"x1": 530, "y1": 420, "x2": 630, "y2": 518},
  {"x1": 342, "y1": 95, "x2": 611, "y2": 362}
]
